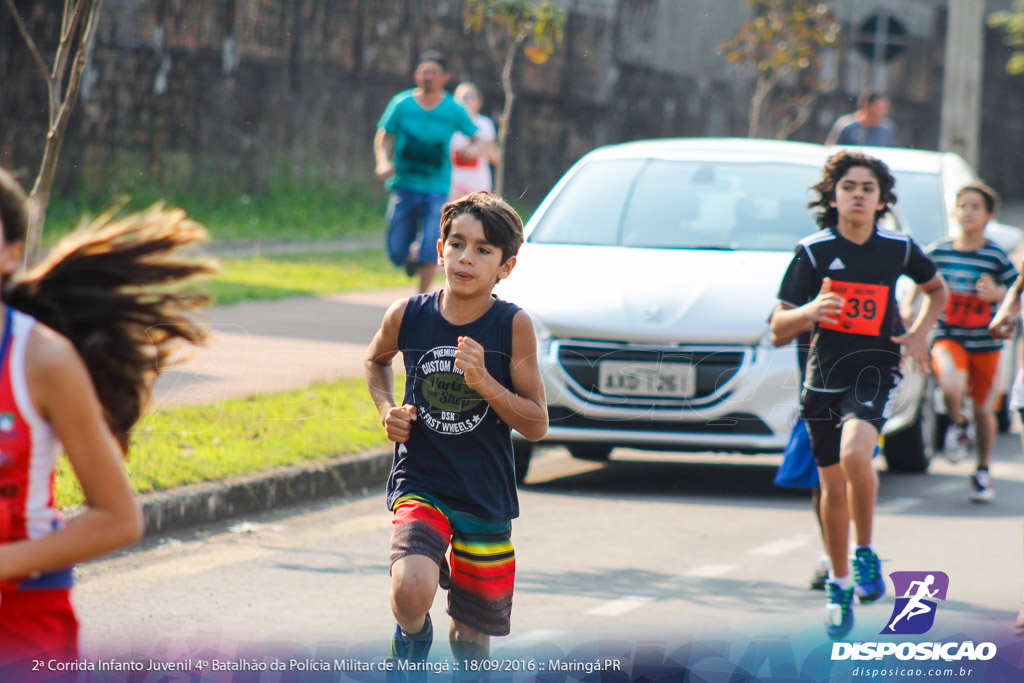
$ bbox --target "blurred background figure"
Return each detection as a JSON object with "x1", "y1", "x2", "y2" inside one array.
[
  {"x1": 374, "y1": 52, "x2": 479, "y2": 294},
  {"x1": 825, "y1": 90, "x2": 899, "y2": 148},
  {"x1": 449, "y1": 82, "x2": 499, "y2": 201}
]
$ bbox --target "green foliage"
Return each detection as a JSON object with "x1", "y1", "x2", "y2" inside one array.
[
  {"x1": 464, "y1": 0, "x2": 565, "y2": 61},
  {"x1": 720, "y1": 0, "x2": 839, "y2": 75},
  {"x1": 718, "y1": 0, "x2": 840, "y2": 139},
  {"x1": 989, "y1": 0, "x2": 1024, "y2": 75}
]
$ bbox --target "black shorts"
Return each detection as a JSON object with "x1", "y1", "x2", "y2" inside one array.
[{"x1": 801, "y1": 369, "x2": 900, "y2": 468}]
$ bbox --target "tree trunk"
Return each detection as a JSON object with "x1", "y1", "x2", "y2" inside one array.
[
  {"x1": 8, "y1": 0, "x2": 103, "y2": 266},
  {"x1": 494, "y1": 38, "x2": 521, "y2": 198},
  {"x1": 748, "y1": 71, "x2": 778, "y2": 139}
]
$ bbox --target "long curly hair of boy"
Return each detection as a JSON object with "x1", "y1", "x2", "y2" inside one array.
[{"x1": 808, "y1": 151, "x2": 897, "y2": 229}]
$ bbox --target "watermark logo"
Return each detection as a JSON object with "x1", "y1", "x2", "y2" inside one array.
[{"x1": 881, "y1": 571, "x2": 949, "y2": 635}]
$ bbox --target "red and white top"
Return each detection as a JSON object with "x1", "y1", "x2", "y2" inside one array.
[{"x1": 0, "y1": 310, "x2": 67, "y2": 589}]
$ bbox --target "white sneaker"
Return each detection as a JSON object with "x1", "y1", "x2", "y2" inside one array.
[
  {"x1": 970, "y1": 470, "x2": 995, "y2": 503},
  {"x1": 943, "y1": 422, "x2": 971, "y2": 464}
]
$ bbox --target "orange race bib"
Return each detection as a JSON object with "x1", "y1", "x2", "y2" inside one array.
[
  {"x1": 818, "y1": 280, "x2": 889, "y2": 336},
  {"x1": 943, "y1": 291, "x2": 990, "y2": 328}
]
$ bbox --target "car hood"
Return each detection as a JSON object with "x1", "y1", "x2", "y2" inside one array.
[{"x1": 500, "y1": 244, "x2": 794, "y2": 345}]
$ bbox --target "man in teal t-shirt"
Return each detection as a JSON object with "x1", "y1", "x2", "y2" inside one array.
[{"x1": 374, "y1": 51, "x2": 479, "y2": 293}]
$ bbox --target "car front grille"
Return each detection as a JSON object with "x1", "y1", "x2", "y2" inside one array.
[{"x1": 554, "y1": 341, "x2": 749, "y2": 409}]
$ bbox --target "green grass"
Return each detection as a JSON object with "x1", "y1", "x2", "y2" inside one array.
[
  {"x1": 206, "y1": 248, "x2": 413, "y2": 305},
  {"x1": 56, "y1": 375, "x2": 404, "y2": 508},
  {"x1": 45, "y1": 164, "x2": 388, "y2": 245},
  {"x1": 45, "y1": 163, "x2": 537, "y2": 248}
]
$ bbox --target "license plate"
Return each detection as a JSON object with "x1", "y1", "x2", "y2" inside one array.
[{"x1": 597, "y1": 361, "x2": 696, "y2": 398}]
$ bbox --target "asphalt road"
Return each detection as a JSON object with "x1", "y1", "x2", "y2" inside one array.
[{"x1": 75, "y1": 435, "x2": 1024, "y2": 669}]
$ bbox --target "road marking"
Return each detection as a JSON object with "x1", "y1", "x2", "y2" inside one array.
[
  {"x1": 585, "y1": 596, "x2": 656, "y2": 616},
  {"x1": 931, "y1": 482, "x2": 963, "y2": 494},
  {"x1": 748, "y1": 534, "x2": 812, "y2": 556},
  {"x1": 672, "y1": 563, "x2": 735, "y2": 582},
  {"x1": 877, "y1": 497, "x2": 922, "y2": 514}
]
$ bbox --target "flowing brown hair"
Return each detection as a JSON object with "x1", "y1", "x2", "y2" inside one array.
[{"x1": 0, "y1": 168, "x2": 216, "y2": 452}]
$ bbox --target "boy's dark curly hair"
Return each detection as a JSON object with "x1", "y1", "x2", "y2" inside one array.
[{"x1": 809, "y1": 151, "x2": 897, "y2": 229}]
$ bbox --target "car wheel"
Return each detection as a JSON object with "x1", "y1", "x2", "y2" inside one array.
[
  {"x1": 998, "y1": 394, "x2": 1011, "y2": 433},
  {"x1": 933, "y1": 413, "x2": 950, "y2": 454},
  {"x1": 884, "y1": 386, "x2": 933, "y2": 474},
  {"x1": 513, "y1": 441, "x2": 533, "y2": 485},
  {"x1": 568, "y1": 444, "x2": 613, "y2": 462}
]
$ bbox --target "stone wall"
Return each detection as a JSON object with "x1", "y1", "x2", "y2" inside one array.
[{"x1": 1, "y1": 0, "x2": 1022, "y2": 207}]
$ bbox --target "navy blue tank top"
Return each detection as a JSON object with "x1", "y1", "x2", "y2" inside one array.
[{"x1": 387, "y1": 291, "x2": 521, "y2": 520}]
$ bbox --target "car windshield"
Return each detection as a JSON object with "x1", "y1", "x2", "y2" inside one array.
[
  {"x1": 528, "y1": 158, "x2": 941, "y2": 250},
  {"x1": 530, "y1": 158, "x2": 824, "y2": 250},
  {"x1": 889, "y1": 170, "x2": 945, "y2": 246}
]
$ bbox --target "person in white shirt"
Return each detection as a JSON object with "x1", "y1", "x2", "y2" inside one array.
[{"x1": 450, "y1": 82, "x2": 499, "y2": 200}]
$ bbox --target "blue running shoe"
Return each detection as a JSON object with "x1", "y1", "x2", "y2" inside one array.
[
  {"x1": 853, "y1": 547, "x2": 885, "y2": 604},
  {"x1": 825, "y1": 581, "x2": 854, "y2": 639},
  {"x1": 389, "y1": 613, "x2": 433, "y2": 662}
]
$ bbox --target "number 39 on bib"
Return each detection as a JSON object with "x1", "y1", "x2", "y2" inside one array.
[{"x1": 819, "y1": 280, "x2": 889, "y2": 336}]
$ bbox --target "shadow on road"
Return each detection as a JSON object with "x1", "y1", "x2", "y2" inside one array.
[
  {"x1": 523, "y1": 451, "x2": 1024, "y2": 518},
  {"x1": 525, "y1": 455, "x2": 813, "y2": 510}
]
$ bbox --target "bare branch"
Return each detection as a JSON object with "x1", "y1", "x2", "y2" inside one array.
[
  {"x1": 23, "y1": 0, "x2": 104, "y2": 265},
  {"x1": 51, "y1": 0, "x2": 89, "y2": 96},
  {"x1": 4, "y1": 0, "x2": 54, "y2": 87}
]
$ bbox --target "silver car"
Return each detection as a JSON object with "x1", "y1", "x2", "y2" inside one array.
[{"x1": 501, "y1": 138, "x2": 1020, "y2": 482}]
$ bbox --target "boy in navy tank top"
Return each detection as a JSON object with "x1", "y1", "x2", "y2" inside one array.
[
  {"x1": 772, "y1": 152, "x2": 947, "y2": 639},
  {"x1": 365, "y1": 192, "x2": 547, "y2": 672}
]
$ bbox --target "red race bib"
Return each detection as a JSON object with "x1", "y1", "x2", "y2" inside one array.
[
  {"x1": 943, "y1": 291, "x2": 990, "y2": 328},
  {"x1": 818, "y1": 280, "x2": 889, "y2": 336},
  {"x1": 452, "y1": 148, "x2": 479, "y2": 168}
]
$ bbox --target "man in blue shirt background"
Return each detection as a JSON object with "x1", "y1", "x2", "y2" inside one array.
[
  {"x1": 374, "y1": 51, "x2": 480, "y2": 293},
  {"x1": 825, "y1": 90, "x2": 899, "y2": 148}
]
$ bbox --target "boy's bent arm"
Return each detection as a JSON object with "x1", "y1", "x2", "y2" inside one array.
[
  {"x1": 365, "y1": 299, "x2": 408, "y2": 423},
  {"x1": 458, "y1": 311, "x2": 548, "y2": 441},
  {"x1": 990, "y1": 274, "x2": 1023, "y2": 338},
  {"x1": 770, "y1": 278, "x2": 843, "y2": 345},
  {"x1": 501, "y1": 311, "x2": 548, "y2": 440},
  {"x1": 892, "y1": 273, "x2": 947, "y2": 373},
  {"x1": 770, "y1": 304, "x2": 812, "y2": 346},
  {"x1": 374, "y1": 128, "x2": 396, "y2": 181}
]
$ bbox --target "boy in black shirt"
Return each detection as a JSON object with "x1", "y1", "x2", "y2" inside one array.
[{"x1": 771, "y1": 151, "x2": 947, "y2": 639}]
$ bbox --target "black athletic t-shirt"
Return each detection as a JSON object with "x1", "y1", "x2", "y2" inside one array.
[{"x1": 777, "y1": 226, "x2": 937, "y2": 391}]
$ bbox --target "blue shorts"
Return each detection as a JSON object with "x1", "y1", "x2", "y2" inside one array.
[{"x1": 385, "y1": 188, "x2": 448, "y2": 267}]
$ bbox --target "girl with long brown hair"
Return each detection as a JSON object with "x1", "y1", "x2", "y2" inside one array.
[{"x1": 0, "y1": 166, "x2": 215, "y2": 668}]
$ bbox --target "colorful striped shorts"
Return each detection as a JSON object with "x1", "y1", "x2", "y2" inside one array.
[{"x1": 390, "y1": 494, "x2": 515, "y2": 636}]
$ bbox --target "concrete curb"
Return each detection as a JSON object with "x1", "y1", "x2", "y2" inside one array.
[{"x1": 136, "y1": 448, "x2": 393, "y2": 537}]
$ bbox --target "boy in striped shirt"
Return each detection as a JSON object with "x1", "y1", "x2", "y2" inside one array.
[{"x1": 921, "y1": 181, "x2": 1017, "y2": 501}]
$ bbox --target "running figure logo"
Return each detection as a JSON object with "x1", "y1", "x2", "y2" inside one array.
[{"x1": 881, "y1": 571, "x2": 949, "y2": 635}]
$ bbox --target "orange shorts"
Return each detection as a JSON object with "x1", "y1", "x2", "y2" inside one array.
[{"x1": 931, "y1": 339, "x2": 1002, "y2": 410}]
